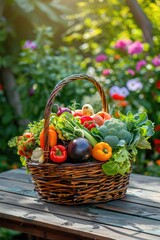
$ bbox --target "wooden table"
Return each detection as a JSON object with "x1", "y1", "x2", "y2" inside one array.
[{"x1": 0, "y1": 168, "x2": 160, "y2": 240}]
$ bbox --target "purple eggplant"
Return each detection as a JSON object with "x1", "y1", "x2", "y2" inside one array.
[{"x1": 67, "y1": 137, "x2": 92, "y2": 163}]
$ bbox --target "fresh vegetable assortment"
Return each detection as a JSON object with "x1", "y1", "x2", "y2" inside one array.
[{"x1": 8, "y1": 103, "x2": 155, "y2": 176}]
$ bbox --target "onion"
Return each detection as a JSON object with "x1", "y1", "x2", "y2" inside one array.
[{"x1": 55, "y1": 104, "x2": 72, "y2": 116}]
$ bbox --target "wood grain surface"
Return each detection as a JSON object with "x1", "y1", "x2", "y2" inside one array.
[{"x1": 0, "y1": 168, "x2": 160, "y2": 240}]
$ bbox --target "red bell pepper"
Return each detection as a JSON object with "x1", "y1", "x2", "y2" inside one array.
[
  {"x1": 50, "y1": 145, "x2": 67, "y2": 163},
  {"x1": 80, "y1": 116, "x2": 96, "y2": 130}
]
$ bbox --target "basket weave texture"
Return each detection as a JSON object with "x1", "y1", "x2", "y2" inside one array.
[{"x1": 27, "y1": 74, "x2": 131, "y2": 205}]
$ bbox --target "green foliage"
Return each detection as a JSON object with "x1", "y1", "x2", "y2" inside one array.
[
  {"x1": 64, "y1": 0, "x2": 160, "y2": 53},
  {"x1": 0, "y1": 0, "x2": 72, "y2": 173},
  {"x1": 0, "y1": 18, "x2": 14, "y2": 68},
  {"x1": 0, "y1": 0, "x2": 70, "y2": 69},
  {"x1": 0, "y1": 25, "x2": 90, "y2": 173},
  {"x1": 0, "y1": 87, "x2": 22, "y2": 171},
  {"x1": 102, "y1": 148, "x2": 131, "y2": 176},
  {"x1": 102, "y1": 111, "x2": 155, "y2": 176},
  {"x1": 119, "y1": 111, "x2": 154, "y2": 148},
  {"x1": 16, "y1": 26, "x2": 90, "y2": 121},
  {"x1": 0, "y1": 228, "x2": 21, "y2": 240}
]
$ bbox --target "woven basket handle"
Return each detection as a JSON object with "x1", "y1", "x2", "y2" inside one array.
[{"x1": 43, "y1": 73, "x2": 108, "y2": 162}]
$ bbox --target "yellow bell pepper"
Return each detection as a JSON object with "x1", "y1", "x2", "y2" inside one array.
[{"x1": 92, "y1": 142, "x2": 112, "y2": 161}]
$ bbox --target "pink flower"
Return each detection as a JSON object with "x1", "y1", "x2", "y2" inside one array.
[
  {"x1": 128, "y1": 41, "x2": 143, "y2": 55},
  {"x1": 102, "y1": 69, "x2": 111, "y2": 76},
  {"x1": 152, "y1": 56, "x2": 160, "y2": 67},
  {"x1": 114, "y1": 39, "x2": 132, "y2": 50},
  {"x1": 127, "y1": 69, "x2": 135, "y2": 76},
  {"x1": 136, "y1": 60, "x2": 147, "y2": 71},
  {"x1": 95, "y1": 54, "x2": 107, "y2": 62},
  {"x1": 23, "y1": 40, "x2": 37, "y2": 49}
]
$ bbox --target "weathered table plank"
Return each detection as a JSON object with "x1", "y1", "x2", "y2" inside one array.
[
  {"x1": 0, "y1": 202, "x2": 159, "y2": 240},
  {"x1": 0, "y1": 168, "x2": 32, "y2": 183},
  {"x1": 96, "y1": 200, "x2": 160, "y2": 220},
  {"x1": 129, "y1": 174, "x2": 160, "y2": 192},
  {"x1": 0, "y1": 168, "x2": 160, "y2": 240},
  {"x1": 0, "y1": 190, "x2": 160, "y2": 235}
]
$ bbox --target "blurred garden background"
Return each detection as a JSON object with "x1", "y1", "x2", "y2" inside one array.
[
  {"x1": 0, "y1": 0, "x2": 160, "y2": 178},
  {"x1": 0, "y1": 0, "x2": 160, "y2": 238}
]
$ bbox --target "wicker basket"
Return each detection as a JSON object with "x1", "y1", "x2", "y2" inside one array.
[{"x1": 27, "y1": 74, "x2": 131, "y2": 205}]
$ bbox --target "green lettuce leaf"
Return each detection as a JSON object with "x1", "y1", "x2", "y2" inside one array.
[
  {"x1": 113, "y1": 148, "x2": 130, "y2": 163},
  {"x1": 102, "y1": 158, "x2": 131, "y2": 176},
  {"x1": 137, "y1": 137, "x2": 152, "y2": 149},
  {"x1": 102, "y1": 160, "x2": 119, "y2": 176}
]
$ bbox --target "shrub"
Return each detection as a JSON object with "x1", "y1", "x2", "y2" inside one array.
[{"x1": 85, "y1": 39, "x2": 160, "y2": 176}]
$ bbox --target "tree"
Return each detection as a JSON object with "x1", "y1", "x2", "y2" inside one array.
[{"x1": 126, "y1": 0, "x2": 153, "y2": 47}]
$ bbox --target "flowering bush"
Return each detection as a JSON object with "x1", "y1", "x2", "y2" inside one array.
[{"x1": 86, "y1": 39, "x2": 160, "y2": 175}]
